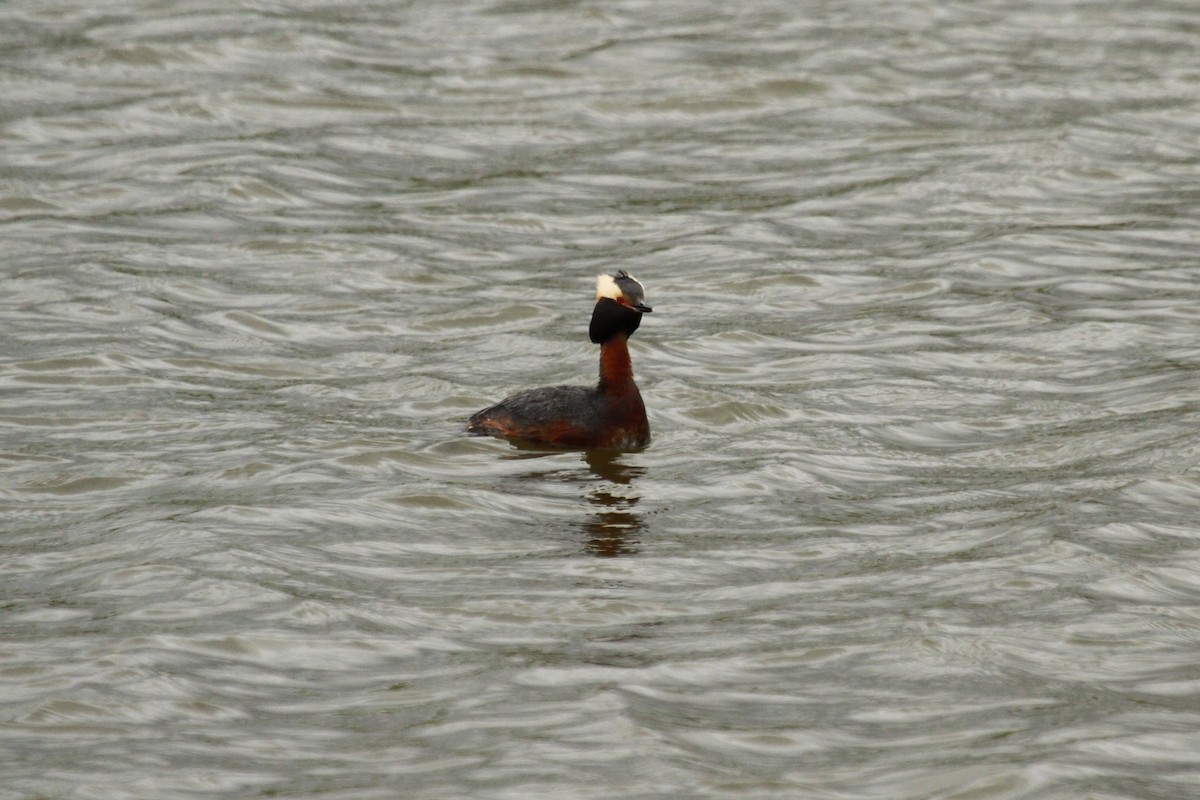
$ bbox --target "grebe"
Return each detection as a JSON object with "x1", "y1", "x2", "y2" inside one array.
[{"x1": 467, "y1": 270, "x2": 653, "y2": 450}]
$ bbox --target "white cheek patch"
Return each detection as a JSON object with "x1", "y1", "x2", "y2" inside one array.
[
  {"x1": 596, "y1": 271, "x2": 645, "y2": 304},
  {"x1": 595, "y1": 273, "x2": 622, "y2": 302}
]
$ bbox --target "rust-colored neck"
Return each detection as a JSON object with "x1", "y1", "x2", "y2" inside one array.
[{"x1": 598, "y1": 334, "x2": 636, "y2": 394}]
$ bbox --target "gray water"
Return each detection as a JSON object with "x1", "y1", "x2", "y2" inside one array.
[{"x1": 3, "y1": 1, "x2": 1200, "y2": 798}]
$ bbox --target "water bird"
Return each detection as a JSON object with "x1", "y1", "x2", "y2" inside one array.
[{"x1": 467, "y1": 270, "x2": 653, "y2": 449}]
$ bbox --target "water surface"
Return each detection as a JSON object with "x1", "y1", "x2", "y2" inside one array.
[{"x1": 3, "y1": 1, "x2": 1200, "y2": 798}]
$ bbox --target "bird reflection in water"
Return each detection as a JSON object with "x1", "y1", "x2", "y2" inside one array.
[
  {"x1": 501, "y1": 445, "x2": 646, "y2": 556},
  {"x1": 580, "y1": 450, "x2": 644, "y2": 557}
]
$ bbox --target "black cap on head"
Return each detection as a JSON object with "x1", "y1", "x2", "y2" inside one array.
[{"x1": 595, "y1": 269, "x2": 652, "y2": 313}]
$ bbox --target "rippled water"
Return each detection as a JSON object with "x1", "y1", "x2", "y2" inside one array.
[{"x1": 4, "y1": 1, "x2": 1200, "y2": 797}]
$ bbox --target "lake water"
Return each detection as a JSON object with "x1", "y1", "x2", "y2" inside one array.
[{"x1": 3, "y1": 1, "x2": 1200, "y2": 798}]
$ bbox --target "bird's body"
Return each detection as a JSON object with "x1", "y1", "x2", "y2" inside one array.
[{"x1": 467, "y1": 271, "x2": 653, "y2": 450}]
